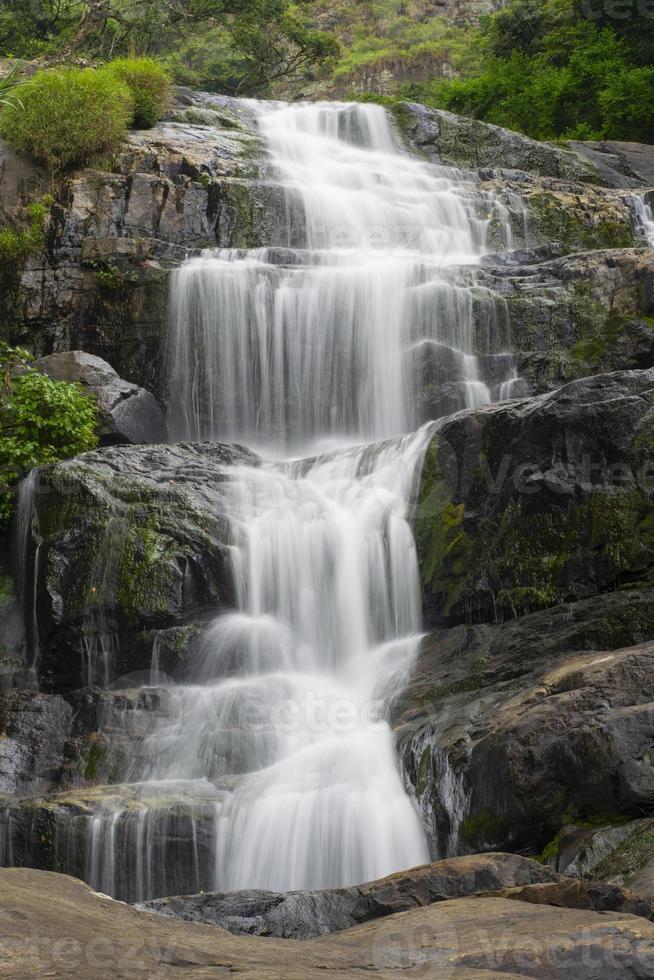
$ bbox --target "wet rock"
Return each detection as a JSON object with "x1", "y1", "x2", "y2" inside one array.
[
  {"x1": 4, "y1": 867, "x2": 654, "y2": 979},
  {"x1": 550, "y1": 817, "x2": 654, "y2": 903},
  {"x1": 22, "y1": 442, "x2": 257, "y2": 692},
  {"x1": 415, "y1": 368, "x2": 654, "y2": 625},
  {"x1": 479, "y1": 248, "x2": 654, "y2": 394},
  {"x1": 140, "y1": 852, "x2": 558, "y2": 937},
  {"x1": 397, "y1": 601, "x2": 654, "y2": 857},
  {"x1": 0, "y1": 689, "x2": 72, "y2": 795},
  {"x1": 36, "y1": 351, "x2": 168, "y2": 445},
  {"x1": 0, "y1": 576, "x2": 26, "y2": 687},
  {"x1": 396, "y1": 102, "x2": 600, "y2": 182},
  {"x1": 0, "y1": 783, "x2": 225, "y2": 902}
]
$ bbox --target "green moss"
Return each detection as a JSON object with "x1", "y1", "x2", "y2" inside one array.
[
  {"x1": 527, "y1": 191, "x2": 634, "y2": 251},
  {"x1": 93, "y1": 260, "x2": 139, "y2": 292},
  {"x1": 539, "y1": 829, "x2": 564, "y2": 864},
  {"x1": 117, "y1": 512, "x2": 175, "y2": 622},
  {"x1": 414, "y1": 437, "x2": 475, "y2": 615},
  {"x1": 459, "y1": 810, "x2": 507, "y2": 847},
  {"x1": 417, "y1": 433, "x2": 654, "y2": 619},
  {"x1": 0, "y1": 197, "x2": 50, "y2": 326},
  {"x1": 0, "y1": 576, "x2": 14, "y2": 601},
  {"x1": 84, "y1": 743, "x2": 108, "y2": 781}
]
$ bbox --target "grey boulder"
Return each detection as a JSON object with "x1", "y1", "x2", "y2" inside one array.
[{"x1": 36, "y1": 351, "x2": 168, "y2": 445}]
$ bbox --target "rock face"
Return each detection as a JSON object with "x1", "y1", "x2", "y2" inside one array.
[
  {"x1": 415, "y1": 368, "x2": 654, "y2": 625},
  {"x1": 36, "y1": 351, "x2": 168, "y2": 445},
  {"x1": 568, "y1": 139, "x2": 654, "y2": 189},
  {"x1": 396, "y1": 102, "x2": 600, "y2": 182},
  {"x1": 550, "y1": 817, "x2": 654, "y2": 903},
  {"x1": 402, "y1": 369, "x2": 654, "y2": 856},
  {"x1": 140, "y1": 853, "x2": 559, "y2": 938},
  {"x1": 19, "y1": 442, "x2": 256, "y2": 692},
  {"x1": 3, "y1": 867, "x2": 654, "y2": 979},
  {"x1": 398, "y1": 623, "x2": 654, "y2": 858},
  {"x1": 0, "y1": 92, "x2": 268, "y2": 397},
  {"x1": 480, "y1": 249, "x2": 654, "y2": 395}
]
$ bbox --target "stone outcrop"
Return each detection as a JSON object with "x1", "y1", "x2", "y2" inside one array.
[
  {"x1": 140, "y1": 853, "x2": 559, "y2": 937},
  {"x1": 36, "y1": 351, "x2": 168, "y2": 445},
  {"x1": 396, "y1": 102, "x2": 600, "y2": 182},
  {"x1": 0, "y1": 91, "x2": 272, "y2": 397},
  {"x1": 568, "y1": 139, "x2": 654, "y2": 189},
  {"x1": 3, "y1": 867, "x2": 654, "y2": 979},
  {"x1": 20, "y1": 442, "x2": 256, "y2": 691},
  {"x1": 549, "y1": 817, "x2": 654, "y2": 903},
  {"x1": 415, "y1": 368, "x2": 654, "y2": 625},
  {"x1": 479, "y1": 249, "x2": 654, "y2": 394},
  {"x1": 397, "y1": 623, "x2": 654, "y2": 858}
]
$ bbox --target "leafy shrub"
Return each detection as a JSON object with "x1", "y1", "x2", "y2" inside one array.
[
  {"x1": 100, "y1": 57, "x2": 171, "y2": 129},
  {"x1": 0, "y1": 345, "x2": 98, "y2": 524},
  {"x1": 0, "y1": 67, "x2": 133, "y2": 171}
]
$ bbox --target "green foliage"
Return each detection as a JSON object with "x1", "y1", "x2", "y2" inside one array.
[
  {"x1": 0, "y1": 344, "x2": 98, "y2": 525},
  {"x1": 0, "y1": 67, "x2": 133, "y2": 171},
  {"x1": 100, "y1": 57, "x2": 171, "y2": 128},
  {"x1": 0, "y1": 1, "x2": 339, "y2": 96},
  {"x1": 0, "y1": 65, "x2": 22, "y2": 108},
  {"x1": 92, "y1": 260, "x2": 139, "y2": 291},
  {"x1": 0, "y1": 200, "x2": 47, "y2": 267},
  {"x1": 406, "y1": 0, "x2": 654, "y2": 143}
]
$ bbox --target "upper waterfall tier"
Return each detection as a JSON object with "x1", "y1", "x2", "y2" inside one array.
[{"x1": 166, "y1": 100, "x2": 514, "y2": 453}]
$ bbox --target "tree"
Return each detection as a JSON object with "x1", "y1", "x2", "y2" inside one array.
[{"x1": 0, "y1": 0, "x2": 339, "y2": 93}]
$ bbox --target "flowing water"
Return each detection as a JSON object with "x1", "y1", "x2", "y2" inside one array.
[
  {"x1": 8, "y1": 100, "x2": 517, "y2": 900},
  {"x1": 631, "y1": 194, "x2": 654, "y2": 248}
]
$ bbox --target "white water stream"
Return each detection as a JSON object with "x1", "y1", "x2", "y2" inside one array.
[{"x1": 153, "y1": 101, "x2": 513, "y2": 892}]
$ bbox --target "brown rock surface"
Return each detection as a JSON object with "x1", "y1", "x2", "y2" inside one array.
[{"x1": 2, "y1": 867, "x2": 654, "y2": 978}]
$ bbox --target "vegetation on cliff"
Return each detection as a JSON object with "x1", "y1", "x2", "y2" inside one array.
[{"x1": 0, "y1": 345, "x2": 98, "y2": 524}]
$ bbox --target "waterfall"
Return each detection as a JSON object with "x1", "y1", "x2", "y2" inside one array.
[
  {"x1": 629, "y1": 193, "x2": 654, "y2": 247},
  {"x1": 156, "y1": 101, "x2": 513, "y2": 892},
  {"x1": 166, "y1": 100, "x2": 513, "y2": 453},
  {"x1": 8, "y1": 100, "x2": 519, "y2": 901}
]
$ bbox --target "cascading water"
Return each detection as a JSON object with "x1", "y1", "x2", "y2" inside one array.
[
  {"x1": 6, "y1": 100, "x2": 517, "y2": 901},
  {"x1": 167, "y1": 100, "x2": 514, "y2": 452},
  {"x1": 630, "y1": 194, "x2": 654, "y2": 247}
]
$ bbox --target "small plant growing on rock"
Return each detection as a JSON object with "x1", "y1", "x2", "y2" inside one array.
[
  {"x1": 0, "y1": 344, "x2": 98, "y2": 525},
  {"x1": 93, "y1": 260, "x2": 139, "y2": 291},
  {"x1": 99, "y1": 57, "x2": 171, "y2": 129},
  {"x1": 0, "y1": 67, "x2": 133, "y2": 171}
]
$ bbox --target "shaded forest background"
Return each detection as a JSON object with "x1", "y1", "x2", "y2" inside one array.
[{"x1": 0, "y1": 0, "x2": 653, "y2": 142}]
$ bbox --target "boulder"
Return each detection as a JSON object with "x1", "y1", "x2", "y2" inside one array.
[
  {"x1": 140, "y1": 853, "x2": 558, "y2": 938},
  {"x1": 568, "y1": 139, "x2": 654, "y2": 189},
  {"x1": 550, "y1": 817, "x2": 654, "y2": 903},
  {"x1": 3, "y1": 867, "x2": 654, "y2": 978},
  {"x1": 19, "y1": 442, "x2": 256, "y2": 691},
  {"x1": 396, "y1": 598, "x2": 654, "y2": 856},
  {"x1": 36, "y1": 351, "x2": 168, "y2": 445}
]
